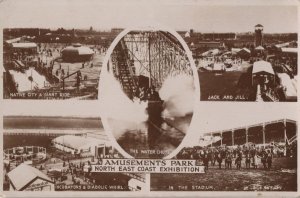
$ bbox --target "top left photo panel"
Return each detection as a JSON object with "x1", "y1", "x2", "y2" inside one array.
[{"x1": 3, "y1": 27, "x2": 116, "y2": 99}]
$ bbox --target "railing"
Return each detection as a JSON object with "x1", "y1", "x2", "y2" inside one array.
[
  {"x1": 264, "y1": 89, "x2": 280, "y2": 102},
  {"x1": 112, "y1": 41, "x2": 138, "y2": 99},
  {"x1": 120, "y1": 40, "x2": 137, "y2": 88},
  {"x1": 122, "y1": 172, "x2": 145, "y2": 182},
  {"x1": 288, "y1": 135, "x2": 297, "y2": 144},
  {"x1": 122, "y1": 31, "x2": 192, "y2": 90},
  {"x1": 158, "y1": 31, "x2": 186, "y2": 55},
  {"x1": 44, "y1": 78, "x2": 99, "y2": 89}
]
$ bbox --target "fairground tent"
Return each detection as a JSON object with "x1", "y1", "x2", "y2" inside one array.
[
  {"x1": 201, "y1": 49, "x2": 220, "y2": 56},
  {"x1": 255, "y1": 46, "x2": 265, "y2": 50},
  {"x1": 252, "y1": 60, "x2": 274, "y2": 75},
  {"x1": 61, "y1": 43, "x2": 94, "y2": 62}
]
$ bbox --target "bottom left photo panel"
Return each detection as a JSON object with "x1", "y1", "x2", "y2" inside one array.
[{"x1": 3, "y1": 116, "x2": 146, "y2": 192}]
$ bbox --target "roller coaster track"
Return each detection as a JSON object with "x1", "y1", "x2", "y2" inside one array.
[
  {"x1": 120, "y1": 31, "x2": 192, "y2": 91},
  {"x1": 112, "y1": 42, "x2": 137, "y2": 99}
]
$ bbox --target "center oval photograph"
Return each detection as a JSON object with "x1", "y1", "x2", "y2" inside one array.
[{"x1": 99, "y1": 27, "x2": 199, "y2": 159}]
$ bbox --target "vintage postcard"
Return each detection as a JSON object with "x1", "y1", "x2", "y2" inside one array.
[{"x1": 0, "y1": 0, "x2": 299, "y2": 197}]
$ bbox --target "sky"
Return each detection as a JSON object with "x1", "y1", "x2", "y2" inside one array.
[{"x1": 0, "y1": 0, "x2": 298, "y2": 33}]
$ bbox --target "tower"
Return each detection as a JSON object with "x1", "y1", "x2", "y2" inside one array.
[{"x1": 255, "y1": 24, "x2": 263, "y2": 47}]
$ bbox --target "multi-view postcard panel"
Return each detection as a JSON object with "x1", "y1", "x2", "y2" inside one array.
[
  {"x1": 151, "y1": 118, "x2": 297, "y2": 191},
  {"x1": 99, "y1": 29, "x2": 197, "y2": 158},
  {"x1": 3, "y1": 23, "x2": 297, "y2": 101},
  {"x1": 1, "y1": 1, "x2": 299, "y2": 197},
  {"x1": 3, "y1": 28, "x2": 115, "y2": 99},
  {"x1": 3, "y1": 107, "x2": 298, "y2": 192},
  {"x1": 3, "y1": 116, "x2": 146, "y2": 191},
  {"x1": 197, "y1": 26, "x2": 297, "y2": 102}
]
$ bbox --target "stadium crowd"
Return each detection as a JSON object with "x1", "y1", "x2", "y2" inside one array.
[{"x1": 176, "y1": 143, "x2": 297, "y2": 171}]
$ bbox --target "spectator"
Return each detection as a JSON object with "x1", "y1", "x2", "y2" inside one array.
[
  {"x1": 217, "y1": 153, "x2": 223, "y2": 169},
  {"x1": 245, "y1": 154, "x2": 251, "y2": 169},
  {"x1": 267, "y1": 150, "x2": 273, "y2": 170},
  {"x1": 235, "y1": 155, "x2": 242, "y2": 170},
  {"x1": 203, "y1": 154, "x2": 209, "y2": 170},
  {"x1": 253, "y1": 154, "x2": 259, "y2": 169},
  {"x1": 261, "y1": 153, "x2": 267, "y2": 169}
]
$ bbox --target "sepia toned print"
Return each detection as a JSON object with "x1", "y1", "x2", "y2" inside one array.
[
  {"x1": 196, "y1": 24, "x2": 297, "y2": 101},
  {"x1": 2, "y1": 5, "x2": 297, "y2": 102},
  {"x1": 151, "y1": 106, "x2": 298, "y2": 191},
  {"x1": 3, "y1": 29, "x2": 112, "y2": 99},
  {"x1": 3, "y1": 24, "x2": 298, "y2": 101},
  {"x1": 0, "y1": 0, "x2": 299, "y2": 197},
  {"x1": 99, "y1": 28, "x2": 198, "y2": 158},
  {"x1": 3, "y1": 116, "x2": 146, "y2": 191}
]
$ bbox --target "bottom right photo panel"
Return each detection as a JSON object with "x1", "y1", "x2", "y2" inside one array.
[{"x1": 151, "y1": 103, "x2": 297, "y2": 191}]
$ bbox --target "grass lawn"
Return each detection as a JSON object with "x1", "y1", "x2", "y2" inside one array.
[{"x1": 151, "y1": 157, "x2": 297, "y2": 191}]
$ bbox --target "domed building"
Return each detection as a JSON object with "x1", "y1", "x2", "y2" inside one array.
[{"x1": 61, "y1": 43, "x2": 94, "y2": 62}]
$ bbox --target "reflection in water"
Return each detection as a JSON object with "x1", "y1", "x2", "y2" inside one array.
[{"x1": 114, "y1": 113, "x2": 192, "y2": 158}]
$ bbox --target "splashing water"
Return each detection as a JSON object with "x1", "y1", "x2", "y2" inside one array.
[
  {"x1": 99, "y1": 63, "x2": 195, "y2": 141},
  {"x1": 99, "y1": 67, "x2": 149, "y2": 138},
  {"x1": 159, "y1": 73, "x2": 195, "y2": 119},
  {"x1": 99, "y1": 67, "x2": 148, "y2": 122}
]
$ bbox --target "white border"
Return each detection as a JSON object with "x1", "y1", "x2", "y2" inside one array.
[{"x1": 0, "y1": 0, "x2": 299, "y2": 197}]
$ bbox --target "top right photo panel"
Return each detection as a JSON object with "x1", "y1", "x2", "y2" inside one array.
[{"x1": 195, "y1": 6, "x2": 297, "y2": 102}]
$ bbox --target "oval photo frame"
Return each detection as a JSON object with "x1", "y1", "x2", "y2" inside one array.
[{"x1": 99, "y1": 24, "x2": 200, "y2": 159}]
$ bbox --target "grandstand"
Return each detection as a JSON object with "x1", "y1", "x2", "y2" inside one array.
[{"x1": 203, "y1": 119, "x2": 297, "y2": 147}]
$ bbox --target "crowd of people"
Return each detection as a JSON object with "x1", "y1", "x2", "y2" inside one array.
[
  {"x1": 177, "y1": 143, "x2": 295, "y2": 171},
  {"x1": 196, "y1": 53, "x2": 244, "y2": 70},
  {"x1": 46, "y1": 155, "x2": 124, "y2": 186}
]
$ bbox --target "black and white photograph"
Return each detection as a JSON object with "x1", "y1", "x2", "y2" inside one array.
[
  {"x1": 3, "y1": 28, "x2": 111, "y2": 99},
  {"x1": 0, "y1": 0, "x2": 299, "y2": 197},
  {"x1": 189, "y1": 6, "x2": 297, "y2": 102},
  {"x1": 2, "y1": 3, "x2": 297, "y2": 101},
  {"x1": 151, "y1": 103, "x2": 298, "y2": 191},
  {"x1": 196, "y1": 27, "x2": 297, "y2": 102},
  {"x1": 3, "y1": 115, "x2": 146, "y2": 191},
  {"x1": 100, "y1": 28, "x2": 198, "y2": 158}
]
